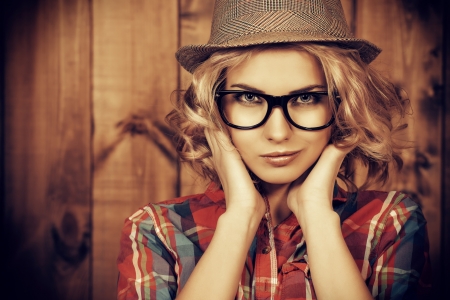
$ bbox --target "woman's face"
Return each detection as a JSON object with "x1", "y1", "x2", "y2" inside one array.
[{"x1": 224, "y1": 48, "x2": 332, "y2": 185}]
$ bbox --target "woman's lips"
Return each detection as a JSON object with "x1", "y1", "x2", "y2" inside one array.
[{"x1": 261, "y1": 151, "x2": 300, "y2": 167}]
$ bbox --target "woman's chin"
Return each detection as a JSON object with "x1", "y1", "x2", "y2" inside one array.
[
  {"x1": 251, "y1": 165, "x2": 311, "y2": 187},
  {"x1": 255, "y1": 172, "x2": 303, "y2": 186}
]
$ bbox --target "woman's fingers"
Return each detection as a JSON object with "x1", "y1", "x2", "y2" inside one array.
[
  {"x1": 205, "y1": 128, "x2": 265, "y2": 217},
  {"x1": 288, "y1": 144, "x2": 351, "y2": 212},
  {"x1": 304, "y1": 144, "x2": 349, "y2": 188},
  {"x1": 204, "y1": 128, "x2": 244, "y2": 175},
  {"x1": 205, "y1": 128, "x2": 235, "y2": 157}
]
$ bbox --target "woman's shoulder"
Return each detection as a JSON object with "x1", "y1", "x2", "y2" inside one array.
[
  {"x1": 124, "y1": 183, "x2": 226, "y2": 233},
  {"x1": 355, "y1": 189, "x2": 421, "y2": 214},
  {"x1": 150, "y1": 183, "x2": 225, "y2": 213},
  {"x1": 337, "y1": 186, "x2": 419, "y2": 210},
  {"x1": 336, "y1": 187, "x2": 425, "y2": 227}
]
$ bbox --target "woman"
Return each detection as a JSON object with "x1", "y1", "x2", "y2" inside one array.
[{"x1": 117, "y1": 0, "x2": 430, "y2": 299}]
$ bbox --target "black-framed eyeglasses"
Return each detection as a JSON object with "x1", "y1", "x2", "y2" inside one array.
[{"x1": 215, "y1": 90, "x2": 336, "y2": 130}]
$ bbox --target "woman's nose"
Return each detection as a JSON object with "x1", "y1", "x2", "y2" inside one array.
[{"x1": 263, "y1": 107, "x2": 293, "y2": 142}]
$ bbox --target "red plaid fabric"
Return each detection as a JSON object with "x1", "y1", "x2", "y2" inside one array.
[{"x1": 117, "y1": 184, "x2": 430, "y2": 299}]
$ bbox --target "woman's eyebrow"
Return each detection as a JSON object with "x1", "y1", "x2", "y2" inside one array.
[
  {"x1": 229, "y1": 83, "x2": 265, "y2": 93},
  {"x1": 288, "y1": 85, "x2": 328, "y2": 94},
  {"x1": 229, "y1": 83, "x2": 328, "y2": 95}
]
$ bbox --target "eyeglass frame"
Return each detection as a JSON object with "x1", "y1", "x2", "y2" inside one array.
[{"x1": 214, "y1": 90, "x2": 337, "y2": 131}]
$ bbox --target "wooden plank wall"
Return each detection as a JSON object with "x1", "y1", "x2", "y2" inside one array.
[
  {"x1": 443, "y1": 1, "x2": 450, "y2": 297},
  {"x1": 2, "y1": 0, "x2": 447, "y2": 299},
  {"x1": 3, "y1": 0, "x2": 92, "y2": 299},
  {"x1": 91, "y1": 1, "x2": 179, "y2": 299}
]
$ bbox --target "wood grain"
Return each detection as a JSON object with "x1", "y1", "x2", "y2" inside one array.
[
  {"x1": 340, "y1": 0, "x2": 356, "y2": 33},
  {"x1": 355, "y1": 0, "x2": 443, "y2": 297},
  {"x1": 4, "y1": 0, "x2": 92, "y2": 299},
  {"x1": 178, "y1": 0, "x2": 216, "y2": 196},
  {"x1": 91, "y1": 1, "x2": 179, "y2": 299},
  {"x1": 442, "y1": 0, "x2": 450, "y2": 296}
]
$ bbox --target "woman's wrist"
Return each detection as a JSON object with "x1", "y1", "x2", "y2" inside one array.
[
  {"x1": 178, "y1": 200, "x2": 262, "y2": 300},
  {"x1": 292, "y1": 203, "x2": 340, "y2": 239},
  {"x1": 220, "y1": 207, "x2": 263, "y2": 233}
]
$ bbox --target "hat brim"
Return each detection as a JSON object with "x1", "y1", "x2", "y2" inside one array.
[{"x1": 176, "y1": 32, "x2": 381, "y2": 73}]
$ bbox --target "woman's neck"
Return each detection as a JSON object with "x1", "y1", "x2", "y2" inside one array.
[{"x1": 261, "y1": 183, "x2": 292, "y2": 226}]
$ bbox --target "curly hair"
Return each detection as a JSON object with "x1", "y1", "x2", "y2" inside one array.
[{"x1": 166, "y1": 43, "x2": 408, "y2": 190}]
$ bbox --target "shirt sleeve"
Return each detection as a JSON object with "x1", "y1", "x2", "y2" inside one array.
[
  {"x1": 367, "y1": 196, "x2": 431, "y2": 299},
  {"x1": 117, "y1": 209, "x2": 178, "y2": 300}
]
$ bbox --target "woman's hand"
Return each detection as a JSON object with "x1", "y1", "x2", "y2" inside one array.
[
  {"x1": 287, "y1": 144, "x2": 373, "y2": 300},
  {"x1": 178, "y1": 129, "x2": 265, "y2": 300},
  {"x1": 205, "y1": 128, "x2": 266, "y2": 220},
  {"x1": 287, "y1": 144, "x2": 351, "y2": 229}
]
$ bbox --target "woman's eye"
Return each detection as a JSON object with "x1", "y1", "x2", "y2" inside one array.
[
  {"x1": 298, "y1": 94, "x2": 314, "y2": 103},
  {"x1": 239, "y1": 93, "x2": 259, "y2": 102},
  {"x1": 292, "y1": 93, "x2": 324, "y2": 104}
]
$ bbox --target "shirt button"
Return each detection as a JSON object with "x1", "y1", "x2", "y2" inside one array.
[{"x1": 261, "y1": 246, "x2": 271, "y2": 254}]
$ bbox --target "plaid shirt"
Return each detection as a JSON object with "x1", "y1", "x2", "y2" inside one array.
[{"x1": 117, "y1": 184, "x2": 430, "y2": 299}]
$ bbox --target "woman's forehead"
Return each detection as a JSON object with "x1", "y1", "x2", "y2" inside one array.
[{"x1": 225, "y1": 49, "x2": 326, "y2": 94}]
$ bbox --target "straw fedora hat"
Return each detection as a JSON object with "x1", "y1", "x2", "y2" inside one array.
[{"x1": 176, "y1": 0, "x2": 381, "y2": 73}]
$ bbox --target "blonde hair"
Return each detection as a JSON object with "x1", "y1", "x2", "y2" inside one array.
[{"x1": 167, "y1": 43, "x2": 408, "y2": 190}]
